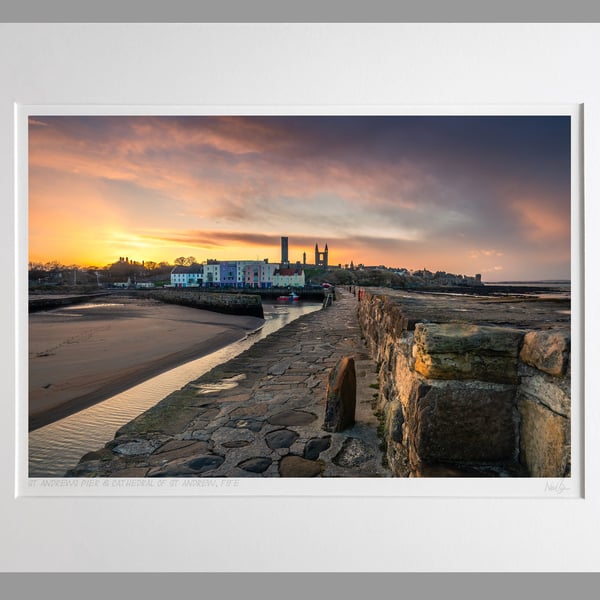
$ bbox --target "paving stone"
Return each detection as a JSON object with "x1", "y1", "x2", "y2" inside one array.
[
  {"x1": 279, "y1": 456, "x2": 324, "y2": 477},
  {"x1": 186, "y1": 455, "x2": 225, "y2": 473},
  {"x1": 304, "y1": 436, "x2": 332, "y2": 460},
  {"x1": 278, "y1": 375, "x2": 309, "y2": 383},
  {"x1": 226, "y1": 418, "x2": 264, "y2": 432},
  {"x1": 259, "y1": 384, "x2": 295, "y2": 391},
  {"x1": 79, "y1": 448, "x2": 114, "y2": 462},
  {"x1": 108, "y1": 467, "x2": 150, "y2": 477},
  {"x1": 252, "y1": 392, "x2": 276, "y2": 402},
  {"x1": 228, "y1": 403, "x2": 268, "y2": 418},
  {"x1": 289, "y1": 364, "x2": 321, "y2": 373},
  {"x1": 112, "y1": 439, "x2": 162, "y2": 456},
  {"x1": 265, "y1": 428, "x2": 300, "y2": 450},
  {"x1": 306, "y1": 377, "x2": 321, "y2": 389},
  {"x1": 268, "y1": 362, "x2": 289, "y2": 375},
  {"x1": 147, "y1": 465, "x2": 193, "y2": 477},
  {"x1": 211, "y1": 427, "x2": 255, "y2": 446},
  {"x1": 267, "y1": 409, "x2": 317, "y2": 426},
  {"x1": 222, "y1": 440, "x2": 252, "y2": 448},
  {"x1": 148, "y1": 441, "x2": 209, "y2": 464},
  {"x1": 153, "y1": 440, "x2": 197, "y2": 454},
  {"x1": 237, "y1": 457, "x2": 273, "y2": 473},
  {"x1": 180, "y1": 430, "x2": 211, "y2": 441},
  {"x1": 213, "y1": 393, "x2": 252, "y2": 403},
  {"x1": 333, "y1": 438, "x2": 375, "y2": 468},
  {"x1": 194, "y1": 408, "x2": 220, "y2": 420}
]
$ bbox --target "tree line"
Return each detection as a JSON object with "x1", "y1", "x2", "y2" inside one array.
[{"x1": 28, "y1": 257, "x2": 194, "y2": 286}]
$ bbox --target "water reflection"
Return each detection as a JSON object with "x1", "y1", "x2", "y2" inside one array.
[{"x1": 29, "y1": 302, "x2": 321, "y2": 477}]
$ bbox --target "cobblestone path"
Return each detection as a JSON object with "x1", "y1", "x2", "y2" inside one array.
[{"x1": 68, "y1": 290, "x2": 391, "y2": 478}]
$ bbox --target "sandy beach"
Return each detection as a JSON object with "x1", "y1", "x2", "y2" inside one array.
[{"x1": 28, "y1": 297, "x2": 264, "y2": 430}]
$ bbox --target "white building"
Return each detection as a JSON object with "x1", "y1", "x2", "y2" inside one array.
[
  {"x1": 170, "y1": 264, "x2": 204, "y2": 288},
  {"x1": 273, "y1": 267, "x2": 305, "y2": 288},
  {"x1": 203, "y1": 262, "x2": 221, "y2": 287}
]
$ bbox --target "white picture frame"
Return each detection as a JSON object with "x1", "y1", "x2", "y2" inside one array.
[{"x1": 16, "y1": 103, "x2": 581, "y2": 500}]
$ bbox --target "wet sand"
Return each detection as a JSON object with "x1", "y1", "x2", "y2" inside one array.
[{"x1": 28, "y1": 297, "x2": 264, "y2": 430}]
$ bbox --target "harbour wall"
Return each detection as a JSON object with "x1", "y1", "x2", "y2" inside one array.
[
  {"x1": 357, "y1": 290, "x2": 571, "y2": 477},
  {"x1": 164, "y1": 287, "x2": 327, "y2": 301},
  {"x1": 28, "y1": 292, "x2": 110, "y2": 312},
  {"x1": 147, "y1": 290, "x2": 265, "y2": 319}
]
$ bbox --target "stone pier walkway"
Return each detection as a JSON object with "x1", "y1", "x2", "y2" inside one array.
[{"x1": 68, "y1": 290, "x2": 391, "y2": 478}]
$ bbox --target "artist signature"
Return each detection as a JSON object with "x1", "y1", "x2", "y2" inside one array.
[{"x1": 544, "y1": 479, "x2": 570, "y2": 495}]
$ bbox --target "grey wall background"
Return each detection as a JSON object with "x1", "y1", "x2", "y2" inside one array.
[{"x1": 1, "y1": 0, "x2": 600, "y2": 23}]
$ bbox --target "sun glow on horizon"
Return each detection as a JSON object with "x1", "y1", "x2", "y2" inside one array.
[{"x1": 28, "y1": 115, "x2": 572, "y2": 280}]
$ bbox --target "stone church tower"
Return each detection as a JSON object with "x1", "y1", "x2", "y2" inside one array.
[{"x1": 315, "y1": 243, "x2": 329, "y2": 268}]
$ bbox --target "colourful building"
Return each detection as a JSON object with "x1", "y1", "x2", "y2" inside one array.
[
  {"x1": 203, "y1": 262, "x2": 221, "y2": 287},
  {"x1": 218, "y1": 260, "x2": 260, "y2": 288},
  {"x1": 170, "y1": 264, "x2": 204, "y2": 287},
  {"x1": 244, "y1": 261, "x2": 279, "y2": 288}
]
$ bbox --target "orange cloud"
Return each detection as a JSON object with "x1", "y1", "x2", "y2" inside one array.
[
  {"x1": 469, "y1": 248, "x2": 505, "y2": 258},
  {"x1": 27, "y1": 116, "x2": 571, "y2": 280},
  {"x1": 510, "y1": 198, "x2": 570, "y2": 242}
]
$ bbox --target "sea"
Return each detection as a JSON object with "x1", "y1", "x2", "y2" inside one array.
[
  {"x1": 28, "y1": 301, "x2": 321, "y2": 477},
  {"x1": 483, "y1": 280, "x2": 571, "y2": 300}
]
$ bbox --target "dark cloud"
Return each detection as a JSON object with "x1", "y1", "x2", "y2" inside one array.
[
  {"x1": 29, "y1": 114, "x2": 572, "y2": 279},
  {"x1": 143, "y1": 230, "x2": 281, "y2": 249}
]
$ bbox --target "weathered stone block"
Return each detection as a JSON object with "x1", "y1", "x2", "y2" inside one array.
[
  {"x1": 520, "y1": 329, "x2": 570, "y2": 377},
  {"x1": 519, "y1": 396, "x2": 570, "y2": 477},
  {"x1": 323, "y1": 356, "x2": 356, "y2": 432},
  {"x1": 413, "y1": 323, "x2": 524, "y2": 383},
  {"x1": 518, "y1": 364, "x2": 570, "y2": 417},
  {"x1": 388, "y1": 405, "x2": 405, "y2": 443},
  {"x1": 414, "y1": 323, "x2": 523, "y2": 354},
  {"x1": 406, "y1": 380, "x2": 517, "y2": 465},
  {"x1": 359, "y1": 291, "x2": 571, "y2": 478}
]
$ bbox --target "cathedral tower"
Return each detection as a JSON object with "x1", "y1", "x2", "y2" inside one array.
[{"x1": 315, "y1": 242, "x2": 329, "y2": 268}]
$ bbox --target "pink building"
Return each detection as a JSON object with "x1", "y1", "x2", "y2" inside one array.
[{"x1": 243, "y1": 261, "x2": 279, "y2": 288}]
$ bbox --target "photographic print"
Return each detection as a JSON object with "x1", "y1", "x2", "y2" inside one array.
[{"x1": 25, "y1": 113, "x2": 573, "y2": 484}]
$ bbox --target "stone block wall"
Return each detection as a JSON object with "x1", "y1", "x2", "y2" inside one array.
[
  {"x1": 357, "y1": 291, "x2": 571, "y2": 477},
  {"x1": 518, "y1": 331, "x2": 571, "y2": 477},
  {"x1": 149, "y1": 290, "x2": 264, "y2": 319}
]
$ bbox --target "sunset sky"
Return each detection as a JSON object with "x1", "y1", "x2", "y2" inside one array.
[{"x1": 28, "y1": 115, "x2": 571, "y2": 281}]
